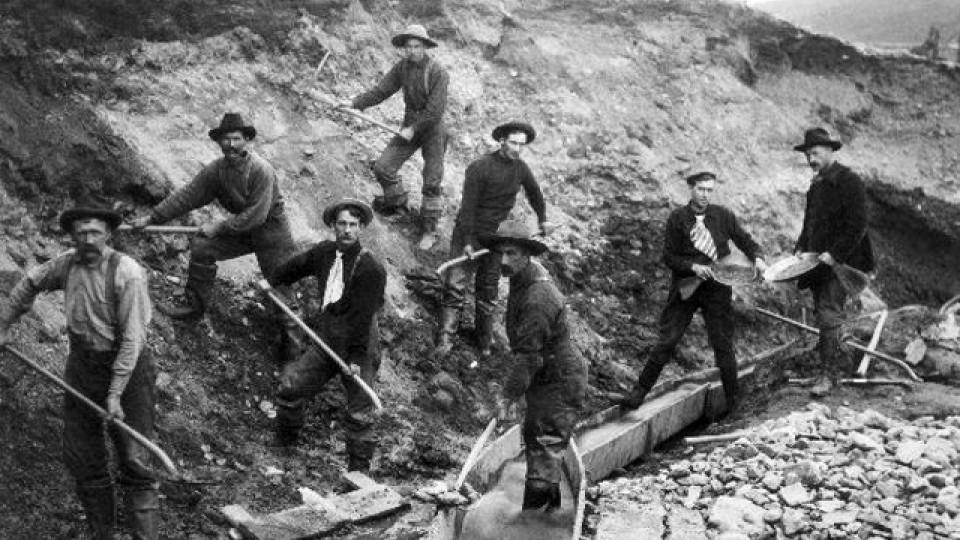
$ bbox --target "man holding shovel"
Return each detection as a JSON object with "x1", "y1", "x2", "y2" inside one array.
[
  {"x1": 616, "y1": 169, "x2": 766, "y2": 414},
  {"x1": 436, "y1": 122, "x2": 550, "y2": 357},
  {"x1": 483, "y1": 220, "x2": 587, "y2": 512},
  {"x1": 267, "y1": 198, "x2": 386, "y2": 473},
  {"x1": 339, "y1": 24, "x2": 449, "y2": 248},
  {"x1": 0, "y1": 199, "x2": 159, "y2": 539},
  {"x1": 793, "y1": 128, "x2": 875, "y2": 397}
]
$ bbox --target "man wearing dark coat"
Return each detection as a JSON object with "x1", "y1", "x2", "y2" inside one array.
[
  {"x1": 436, "y1": 122, "x2": 551, "y2": 357},
  {"x1": 617, "y1": 169, "x2": 766, "y2": 415},
  {"x1": 792, "y1": 128, "x2": 875, "y2": 397},
  {"x1": 0, "y1": 200, "x2": 159, "y2": 540},
  {"x1": 482, "y1": 220, "x2": 587, "y2": 512},
  {"x1": 267, "y1": 199, "x2": 387, "y2": 473},
  {"x1": 340, "y1": 24, "x2": 450, "y2": 247}
]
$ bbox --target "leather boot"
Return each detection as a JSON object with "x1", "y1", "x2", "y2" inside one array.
[
  {"x1": 616, "y1": 384, "x2": 648, "y2": 412},
  {"x1": 123, "y1": 487, "x2": 160, "y2": 540},
  {"x1": 435, "y1": 307, "x2": 459, "y2": 355},
  {"x1": 474, "y1": 307, "x2": 495, "y2": 357},
  {"x1": 76, "y1": 482, "x2": 118, "y2": 540},
  {"x1": 811, "y1": 327, "x2": 841, "y2": 398},
  {"x1": 372, "y1": 185, "x2": 409, "y2": 216},
  {"x1": 522, "y1": 479, "x2": 561, "y2": 511},
  {"x1": 159, "y1": 261, "x2": 216, "y2": 320}
]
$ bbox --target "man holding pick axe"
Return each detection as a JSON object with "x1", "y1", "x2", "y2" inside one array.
[
  {"x1": 267, "y1": 198, "x2": 386, "y2": 473},
  {"x1": 436, "y1": 121, "x2": 551, "y2": 358},
  {"x1": 616, "y1": 169, "x2": 766, "y2": 415},
  {"x1": 0, "y1": 199, "x2": 159, "y2": 539},
  {"x1": 482, "y1": 221, "x2": 587, "y2": 512},
  {"x1": 792, "y1": 128, "x2": 875, "y2": 397},
  {"x1": 339, "y1": 24, "x2": 449, "y2": 248}
]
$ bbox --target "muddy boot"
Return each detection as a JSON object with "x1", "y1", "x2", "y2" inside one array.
[
  {"x1": 159, "y1": 261, "x2": 216, "y2": 320},
  {"x1": 616, "y1": 384, "x2": 648, "y2": 412},
  {"x1": 418, "y1": 215, "x2": 440, "y2": 251},
  {"x1": 372, "y1": 185, "x2": 409, "y2": 216},
  {"x1": 123, "y1": 487, "x2": 159, "y2": 540},
  {"x1": 435, "y1": 307, "x2": 459, "y2": 356},
  {"x1": 809, "y1": 375, "x2": 834, "y2": 398},
  {"x1": 811, "y1": 326, "x2": 841, "y2": 398},
  {"x1": 346, "y1": 439, "x2": 375, "y2": 473},
  {"x1": 522, "y1": 479, "x2": 561, "y2": 511},
  {"x1": 76, "y1": 482, "x2": 118, "y2": 540},
  {"x1": 474, "y1": 307, "x2": 495, "y2": 358}
]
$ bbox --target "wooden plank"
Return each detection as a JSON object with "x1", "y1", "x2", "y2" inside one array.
[
  {"x1": 565, "y1": 438, "x2": 587, "y2": 540},
  {"x1": 342, "y1": 471, "x2": 379, "y2": 490},
  {"x1": 331, "y1": 485, "x2": 409, "y2": 524},
  {"x1": 246, "y1": 505, "x2": 346, "y2": 540}
]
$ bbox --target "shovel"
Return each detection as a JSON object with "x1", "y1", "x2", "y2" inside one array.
[{"x1": 1, "y1": 344, "x2": 180, "y2": 478}]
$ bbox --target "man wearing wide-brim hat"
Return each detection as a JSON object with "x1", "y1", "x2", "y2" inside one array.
[
  {"x1": 128, "y1": 114, "x2": 298, "y2": 344},
  {"x1": 1, "y1": 198, "x2": 160, "y2": 539},
  {"x1": 481, "y1": 220, "x2": 587, "y2": 513},
  {"x1": 266, "y1": 198, "x2": 387, "y2": 473},
  {"x1": 436, "y1": 121, "x2": 554, "y2": 358},
  {"x1": 338, "y1": 23, "x2": 450, "y2": 246},
  {"x1": 792, "y1": 127, "x2": 875, "y2": 397}
]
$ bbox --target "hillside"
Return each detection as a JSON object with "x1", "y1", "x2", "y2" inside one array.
[
  {"x1": 1, "y1": 0, "x2": 959, "y2": 538},
  {"x1": 754, "y1": 0, "x2": 960, "y2": 46}
]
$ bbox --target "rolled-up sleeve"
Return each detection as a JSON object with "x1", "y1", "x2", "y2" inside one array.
[{"x1": 108, "y1": 260, "x2": 152, "y2": 399}]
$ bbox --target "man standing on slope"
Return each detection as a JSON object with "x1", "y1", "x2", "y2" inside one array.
[
  {"x1": 436, "y1": 122, "x2": 551, "y2": 357},
  {"x1": 792, "y1": 128, "x2": 875, "y2": 398},
  {"x1": 0, "y1": 199, "x2": 160, "y2": 540},
  {"x1": 483, "y1": 221, "x2": 587, "y2": 512},
  {"x1": 617, "y1": 169, "x2": 766, "y2": 416},
  {"x1": 340, "y1": 24, "x2": 449, "y2": 248},
  {"x1": 268, "y1": 199, "x2": 387, "y2": 473}
]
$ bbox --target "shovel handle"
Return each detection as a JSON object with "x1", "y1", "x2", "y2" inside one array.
[
  {"x1": 256, "y1": 280, "x2": 383, "y2": 412},
  {"x1": 310, "y1": 90, "x2": 405, "y2": 138},
  {"x1": 437, "y1": 249, "x2": 491, "y2": 276},
  {"x1": 454, "y1": 418, "x2": 498, "y2": 490},
  {"x1": 117, "y1": 225, "x2": 202, "y2": 235},
  {"x1": 1, "y1": 345, "x2": 180, "y2": 478}
]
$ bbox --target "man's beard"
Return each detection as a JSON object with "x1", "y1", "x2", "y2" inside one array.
[{"x1": 500, "y1": 264, "x2": 515, "y2": 276}]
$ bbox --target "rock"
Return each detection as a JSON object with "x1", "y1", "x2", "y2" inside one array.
[
  {"x1": 937, "y1": 486, "x2": 960, "y2": 516},
  {"x1": 782, "y1": 509, "x2": 807, "y2": 535},
  {"x1": 848, "y1": 432, "x2": 882, "y2": 452},
  {"x1": 762, "y1": 473, "x2": 783, "y2": 492},
  {"x1": 779, "y1": 484, "x2": 812, "y2": 507},
  {"x1": 927, "y1": 474, "x2": 949, "y2": 488},
  {"x1": 897, "y1": 440, "x2": 926, "y2": 465},
  {"x1": 707, "y1": 496, "x2": 766, "y2": 535},
  {"x1": 724, "y1": 439, "x2": 760, "y2": 460}
]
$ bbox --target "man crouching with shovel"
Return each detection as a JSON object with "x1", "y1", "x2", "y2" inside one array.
[
  {"x1": 0, "y1": 198, "x2": 159, "y2": 540},
  {"x1": 266, "y1": 199, "x2": 387, "y2": 473}
]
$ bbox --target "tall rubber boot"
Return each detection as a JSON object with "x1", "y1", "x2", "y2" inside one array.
[
  {"x1": 346, "y1": 438, "x2": 376, "y2": 473},
  {"x1": 159, "y1": 261, "x2": 216, "y2": 320},
  {"x1": 474, "y1": 307, "x2": 495, "y2": 358},
  {"x1": 811, "y1": 326, "x2": 840, "y2": 398},
  {"x1": 372, "y1": 184, "x2": 409, "y2": 216},
  {"x1": 76, "y1": 482, "x2": 118, "y2": 540},
  {"x1": 435, "y1": 307, "x2": 459, "y2": 355},
  {"x1": 123, "y1": 487, "x2": 160, "y2": 540},
  {"x1": 616, "y1": 383, "x2": 648, "y2": 412}
]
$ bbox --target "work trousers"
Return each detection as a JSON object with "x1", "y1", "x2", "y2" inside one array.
[
  {"x1": 190, "y1": 212, "x2": 296, "y2": 280},
  {"x1": 522, "y1": 401, "x2": 577, "y2": 509},
  {"x1": 637, "y1": 279, "x2": 738, "y2": 402},
  {"x1": 63, "y1": 335, "x2": 158, "y2": 493},
  {"x1": 440, "y1": 225, "x2": 502, "y2": 317},
  {"x1": 275, "y1": 312, "x2": 380, "y2": 463},
  {"x1": 812, "y1": 272, "x2": 849, "y2": 374},
  {"x1": 373, "y1": 126, "x2": 447, "y2": 218}
]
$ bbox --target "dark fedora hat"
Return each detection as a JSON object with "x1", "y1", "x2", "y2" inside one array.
[
  {"x1": 793, "y1": 127, "x2": 842, "y2": 152},
  {"x1": 322, "y1": 198, "x2": 374, "y2": 227},
  {"x1": 208, "y1": 113, "x2": 257, "y2": 141},
  {"x1": 492, "y1": 121, "x2": 537, "y2": 144},
  {"x1": 59, "y1": 197, "x2": 122, "y2": 232},
  {"x1": 478, "y1": 220, "x2": 548, "y2": 255},
  {"x1": 391, "y1": 24, "x2": 438, "y2": 48}
]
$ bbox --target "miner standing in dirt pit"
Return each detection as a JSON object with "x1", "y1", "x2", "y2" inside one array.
[
  {"x1": 616, "y1": 169, "x2": 767, "y2": 415},
  {"x1": 482, "y1": 221, "x2": 587, "y2": 512},
  {"x1": 128, "y1": 113, "x2": 301, "y2": 359},
  {"x1": 0, "y1": 200, "x2": 159, "y2": 540},
  {"x1": 267, "y1": 199, "x2": 387, "y2": 472},
  {"x1": 339, "y1": 24, "x2": 449, "y2": 249},
  {"x1": 436, "y1": 121, "x2": 553, "y2": 357},
  {"x1": 792, "y1": 128, "x2": 875, "y2": 398}
]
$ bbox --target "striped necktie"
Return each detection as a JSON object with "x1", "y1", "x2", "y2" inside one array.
[
  {"x1": 690, "y1": 215, "x2": 717, "y2": 261},
  {"x1": 322, "y1": 251, "x2": 344, "y2": 309}
]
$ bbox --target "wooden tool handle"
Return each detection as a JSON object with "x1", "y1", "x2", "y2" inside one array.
[
  {"x1": 256, "y1": 280, "x2": 383, "y2": 412},
  {"x1": 117, "y1": 225, "x2": 201, "y2": 234},
  {"x1": 310, "y1": 90, "x2": 405, "y2": 138},
  {"x1": 436, "y1": 249, "x2": 491, "y2": 276}
]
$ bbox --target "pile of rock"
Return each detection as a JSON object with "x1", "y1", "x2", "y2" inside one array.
[{"x1": 589, "y1": 403, "x2": 960, "y2": 539}]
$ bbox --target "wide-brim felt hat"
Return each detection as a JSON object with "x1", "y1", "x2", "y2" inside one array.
[
  {"x1": 391, "y1": 24, "x2": 438, "y2": 48},
  {"x1": 59, "y1": 198, "x2": 123, "y2": 232},
  {"x1": 793, "y1": 127, "x2": 842, "y2": 152},
  {"x1": 492, "y1": 121, "x2": 537, "y2": 144},
  {"x1": 477, "y1": 220, "x2": 548, "y2": 255},
  {"x1": 208, "y1": 113, "x2": 257, "y2": 141},
  {"x1": 322, "y1": 198, "x2": 374, "y2": 227}
]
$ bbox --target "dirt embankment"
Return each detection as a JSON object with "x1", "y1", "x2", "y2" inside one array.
[{"x1": 1, "y1": 0, "x2": 960, "y2": 538}]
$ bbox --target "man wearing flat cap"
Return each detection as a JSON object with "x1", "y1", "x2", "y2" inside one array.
[
  {"x1": 0, "y1": 199, "x2": 160, "y2": 539},
  {"x1": 339, "y1": 24, "x2": 450, "y2": 247},
  {"x1": 617, "y1": 169, "x2": 766, "y2": 416},
  {"x1": 483, "y1": 220, "x2": 587, "y2": 512},
  {"x1": 436, "y1": 122, "x2": 552, "y2": 357},
  {"x1": 793, "y1": 128, "x2": 875, "y2": 397},
  {"x1": 267, "y1": 199, "x2": 387, "y2": 472}
]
